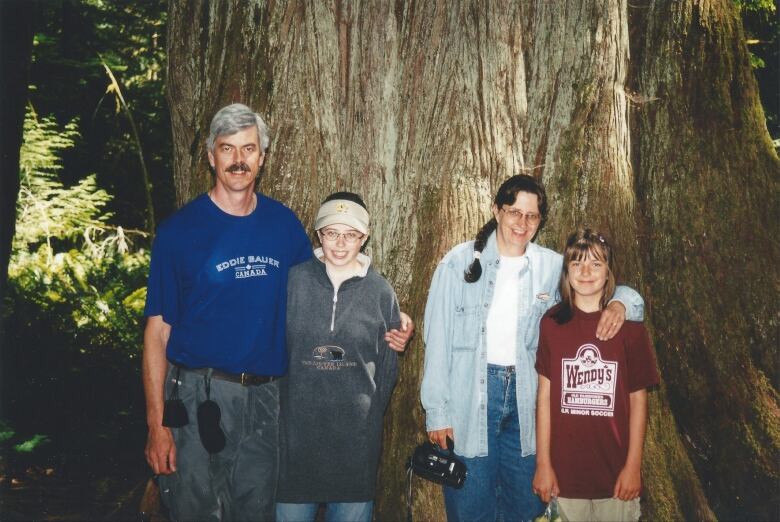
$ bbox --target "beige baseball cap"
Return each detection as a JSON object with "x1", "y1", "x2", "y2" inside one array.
[{"x1": 314, "y1": 199, "x2": 370, "y2": 234}]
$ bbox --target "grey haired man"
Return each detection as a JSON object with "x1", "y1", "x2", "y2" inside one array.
[{"x1": 142, "y1": 103, "x2": 412, "y2": 520}]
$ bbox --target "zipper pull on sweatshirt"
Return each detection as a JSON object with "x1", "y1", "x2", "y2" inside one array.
[{"x1": 330, "y1": 289, "x2": 338, "y2": 331}]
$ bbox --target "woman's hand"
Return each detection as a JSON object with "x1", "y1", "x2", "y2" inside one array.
[
  {"x1": 427, "y1": 427, "x2": 454, "y2": 450},
  {"x1": 385, "y1": 312, "x2": 415, "y2": 352},
  {"x1": 596, "y1": 301, "x2": 626, "y2": 341},
  {"x1": 532, "y1": 463, "x2": 559, "y2": 503}
]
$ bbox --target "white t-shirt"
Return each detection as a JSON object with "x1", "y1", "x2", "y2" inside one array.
[{"x1": 486, "y1": 255, "x2": 529, "y2": 366}]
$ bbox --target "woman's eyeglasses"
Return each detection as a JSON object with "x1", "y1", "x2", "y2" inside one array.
[{"x1": 500, "y1": 208, "x2": 541, "y2": 225}]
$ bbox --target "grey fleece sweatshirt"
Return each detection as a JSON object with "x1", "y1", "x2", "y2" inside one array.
[{"x1": 277, "y1": 254, "x2": 400, "y2": 503}]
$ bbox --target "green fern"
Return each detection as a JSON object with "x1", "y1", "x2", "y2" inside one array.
[
  {"x1": 14, "y1": 109, "x2": 113, "y2": 255},
  {"x1": 8, "y1": 106, "x2": 150, "y2": 359}
]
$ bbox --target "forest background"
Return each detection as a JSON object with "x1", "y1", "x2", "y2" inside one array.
[{"x1": 0, "y1": 0, "x2": 777, "y2": 520}]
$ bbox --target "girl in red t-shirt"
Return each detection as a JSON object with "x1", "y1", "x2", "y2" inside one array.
[{"x1": 532, "y1": 229, "x2": 659, "y2": 522}]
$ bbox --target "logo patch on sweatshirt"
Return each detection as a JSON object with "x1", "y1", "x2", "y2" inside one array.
[{"x1": 304, "y1": 345, "x2": 357, "y2": 370}]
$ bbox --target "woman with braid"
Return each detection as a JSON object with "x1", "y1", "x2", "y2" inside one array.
[{"x1": 420, "y1": 175, "x2": 645, "y2": 521}]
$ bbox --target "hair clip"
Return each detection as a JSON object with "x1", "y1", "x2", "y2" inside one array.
[
  {"x1": 598, "y1": 235, "x2": 606, "y2": 243},
  {"x1": 473, "y1": 251, "x2": 481, "y2": 260}
]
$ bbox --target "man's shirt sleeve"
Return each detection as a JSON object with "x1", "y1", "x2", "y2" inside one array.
[
  {"x1": 144, "y1": 229, "x2": 179, "y2": 324},
  {"x1": 626, "y1": 324, "x2": 660, "y2": 392},
  {"x1": 289, "y1": 216, "x2": 314, "y2": 266}
]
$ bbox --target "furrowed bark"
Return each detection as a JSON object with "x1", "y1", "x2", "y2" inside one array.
[
  {"x1": 166, "y1": 0, "x2": 272, "y2": 207},
  {"x1": 0, "y1": 0, "x2": 35, "y2": 419},
  {"x1": 165, "y1": 1, "x2": 777, "y2": 519},
  {"x1": 630, "y1": 1, "x2": 779, "y2": 520},
  {"x1": 522, "y1": 2, "x2": 713, "y2": 520}
]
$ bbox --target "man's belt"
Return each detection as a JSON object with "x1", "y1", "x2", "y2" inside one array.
[{"x1": 174, "y1": 364, "x2": 277, "y2": 386}]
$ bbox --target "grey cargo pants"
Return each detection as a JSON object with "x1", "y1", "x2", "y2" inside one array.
[{"x1": 159, "y1": 366, "x2": 279, "y2": 521}]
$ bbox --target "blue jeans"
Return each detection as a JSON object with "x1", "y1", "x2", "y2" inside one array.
[
  {"x1": 275, "y1": 501, "x2": 373, "y2": 522},
  {"x1": 444, "y1": 364, "x2": 544, "y2": 522}
]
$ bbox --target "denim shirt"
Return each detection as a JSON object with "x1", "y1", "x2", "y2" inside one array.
[{"x1": 421, "y1": 233, "x2": 644, "y2": 458}]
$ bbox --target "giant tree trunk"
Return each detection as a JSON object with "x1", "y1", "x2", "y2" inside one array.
[
  {"x1": 628, "y1": 2, "x2": 780, "y2": 520},
  {"x1": 166, "y1": 1, "x2": 778, "y2": 520},
  {"x1": 0, "y1": 0, "x2": 35, "y2": 418}
]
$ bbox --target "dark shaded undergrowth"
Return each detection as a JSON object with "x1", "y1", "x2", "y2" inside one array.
[{"x1": 1, "y1": 343, "x2": 149, "y2": 520}]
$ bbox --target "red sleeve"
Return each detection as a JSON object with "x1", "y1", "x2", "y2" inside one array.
[
  {"x1": 625, "y1": 323, "x2": 660, "y2": 392},
  {"x1": 535, "y1": 317, "x2": 552, "y2": 378}
]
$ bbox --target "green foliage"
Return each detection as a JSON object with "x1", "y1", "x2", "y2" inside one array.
[
  {"x1": 2, "y1": 5, "x2": 166, "y2": 515},
  {"x1": 14, "y1": 109, "x2": 111, "y2": 252},
  {"x1": 733, "y1": 0, "x2": 778, "y2": 70},
  {"x1": 8, "y1": 106, "x2": 149, "y2": 360},
  {"x1": 4, "y1": 107, "x2": 150, "y2": 490},
  {"x1": 13, "y1": 434, "x2": 51, "y2": 454},
  {"x1": 0, "y1": 419, "x2": 50, "y2": 461},
  {"x1": 733, "y1": 0, "x2": 779, "y2": 139},
  {"x1": 9, "y1": 246, "x2": 149, "y2": 356},
  {"x1": 30, "y1": 0, "x2": 173, "y2": 229},
  {"x1": 0, "y1": 420, "x2": 15, "y2": 443},
  {"x1": 734, "y1": 0, "x2": 776, "y2": 16}
]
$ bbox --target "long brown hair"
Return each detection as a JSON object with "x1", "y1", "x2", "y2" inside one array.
[
  {"x1": 464, "y1": 175, "x2": 548, "y2": 282},
  {"x1": 552, "y1": 228, "x2": 616, "y2": 324}
]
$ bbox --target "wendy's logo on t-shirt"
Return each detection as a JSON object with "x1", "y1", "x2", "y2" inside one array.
[
  {"x1": 215, "y1": 255, "x2": 280, "y2": 279},
  {"x1": 560, "y1": 344, "x2": 617, "y2": 417}
]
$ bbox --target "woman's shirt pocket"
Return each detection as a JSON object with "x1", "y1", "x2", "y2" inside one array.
[
  {"x1": 524, "y1": 299, "x2": 552, "y2": 351},
  {"x1": 452, "y1": 304, "x2": 480, "y2": 351}
]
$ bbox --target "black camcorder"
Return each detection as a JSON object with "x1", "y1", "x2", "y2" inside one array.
[{"x1": 407, "y1": 437, "x2": 467, "y2": 489}]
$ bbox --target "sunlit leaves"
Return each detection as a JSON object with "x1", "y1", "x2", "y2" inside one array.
[
  {"x1": 15, "y1": 110, "x2": 112, "y2": 254},
  {"x1": 734, "y1": 0, "x2": 778, "y2": 71},
  {"x1": 13, "y1": 434, "x2": 51, "y2": 454},
  {"x1": 29, "y1": 0, "x2": 171, "y2": 230},
  {"x1": 0, "y1": 420, "x2": 15, "y2": 443},
  {"x1": 0, "y1": 419, "x2": 50, "y2": 456},
  {"x1": 8, "y1": 106, "x2": 150, "y2": 358}
]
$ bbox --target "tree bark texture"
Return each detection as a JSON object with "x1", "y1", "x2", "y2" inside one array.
[
  {"x1": 0, "y1": 0, "x2": 35, "y2": 417},
  {"x1": 166, "y1": 1, "x2": 778, "y2": 520},
  {"x1": 628, "y1": 2, "x2": 779, "y2": 520},
  {"x1": 0, "y1": 1, "x2": 35, "y2": 311}
]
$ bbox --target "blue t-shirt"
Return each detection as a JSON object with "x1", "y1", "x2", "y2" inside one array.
[{"x1": 144, "y1": 193, "x2": 312, "y2": 375}]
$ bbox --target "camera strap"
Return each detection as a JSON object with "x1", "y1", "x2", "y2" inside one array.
[
  {"x1": 168, "y1": 366, "x2": 182, "y2": 401},
  {"x1": 162, "y1": 366, "x2": 189, "y2": 428},
  {"x1": 203, "y1": 369, "x2": 212, "y2": 399}
]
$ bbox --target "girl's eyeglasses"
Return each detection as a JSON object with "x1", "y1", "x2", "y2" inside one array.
[{"x1": 319, "y1": 229, "x2": 365, "y2": 244}]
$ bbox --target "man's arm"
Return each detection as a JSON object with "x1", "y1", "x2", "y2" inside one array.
[
  {"x1": 143, "y1": 315, "x2": 176, "y2": 475},
  {"x1": 532, "y1": 375, "x2": 559, "y2": 503},
  {"x1": 613, "y1": 389, "x2": 648, "y2": 500}
]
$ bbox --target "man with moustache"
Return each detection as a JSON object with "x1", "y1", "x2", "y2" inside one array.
[{"x1": 142, "y1": 103, "x2": 411, "y2": 521}]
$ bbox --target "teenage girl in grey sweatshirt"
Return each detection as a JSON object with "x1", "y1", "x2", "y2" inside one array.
[{"x1": 276, "y1": 192, "x2": 400, "y2": 522}]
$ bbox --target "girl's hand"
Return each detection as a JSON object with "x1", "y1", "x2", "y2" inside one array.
[
  {"x1": 532, "y1": 463, "x2": 559, "y2": 503},
  {"x1": 385, "y1": 312, "x2": 415, "y2": 351},
  {"x1": 427, "y1": 427, "x2": 454, "y2": 450},
  {"x1": 596, "y1": 301, "x2": 626, "y2": 340},
  {"x1": 613, "y1": 464, "x2": 641, "y2": 500}
]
